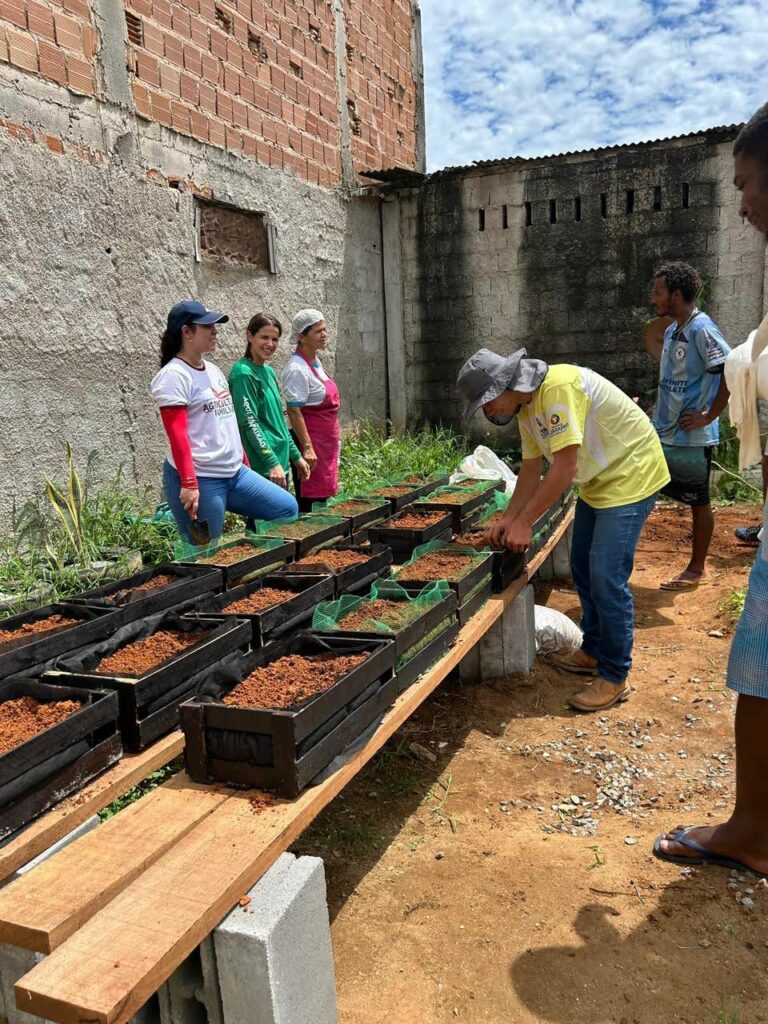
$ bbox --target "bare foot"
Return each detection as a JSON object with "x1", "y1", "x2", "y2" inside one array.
[{"x1": 657, "y1": 821, "x2": 768, "y2": 876}]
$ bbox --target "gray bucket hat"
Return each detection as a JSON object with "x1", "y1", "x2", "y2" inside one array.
[{"x1": 457, "y1": 348, "x2": 548, "y2": 421}]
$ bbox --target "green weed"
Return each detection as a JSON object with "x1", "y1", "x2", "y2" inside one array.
[
  {"x1": 338, "y1": 422, "x2": 468, "y2": 492},
  {"x1": 98, "y1": 758, "x2": 183, "y2": 820},
  {"x1": 718, "y1": 587, "x2": 746, "y2": 623}
]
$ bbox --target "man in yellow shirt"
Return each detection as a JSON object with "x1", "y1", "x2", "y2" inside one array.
[{"x1": 457, "y1": 350, "x2": 670, "y2": 712}]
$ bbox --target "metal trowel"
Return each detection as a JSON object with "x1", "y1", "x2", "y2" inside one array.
[{"x1": 187, "y1": 518, "x2": 211, "y2": 547}]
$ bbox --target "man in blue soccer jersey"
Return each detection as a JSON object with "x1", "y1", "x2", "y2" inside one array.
[{"x1": 649, "y1": 262, "x2": 730, "y2": 590}]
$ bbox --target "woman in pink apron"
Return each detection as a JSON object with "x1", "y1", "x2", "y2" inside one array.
[{"x1": 282, "y1": 309, "x2": 341, "y2": 512}]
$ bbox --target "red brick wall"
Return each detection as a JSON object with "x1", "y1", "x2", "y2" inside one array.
[
  {"x1": 0, "y1": 0, "x2": 97, "y2": 95},
  {"x1": 344, "y1": 0, "x2": 417, "y2": 172},
  {"x1": 127, "y1": 0, "x2": 342, "y2": 186},
  {"x1": 0, "y1": 0, "x2": 420, "y2": 185}
]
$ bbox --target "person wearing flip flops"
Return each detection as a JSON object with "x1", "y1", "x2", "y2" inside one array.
[
  {"x1": 648, "y1": 262, "x2": 731, "y2": 591},
  {"x1": 456, "y1": 350, "x2": 669, "y2": 713},
  {"x1": 655, "y1": 102, "x2": 768, "y2": 880}
]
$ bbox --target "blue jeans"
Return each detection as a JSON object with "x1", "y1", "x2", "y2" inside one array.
[
  {"x1": 163, "y1": 461, "x2": 298, "y2": 544},
  {"x1": 570, "y1": 494, "x2": 658, "y2": 684}
]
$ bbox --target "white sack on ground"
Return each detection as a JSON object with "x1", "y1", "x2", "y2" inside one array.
[{"x1": 534, "y1": 606, "x2": 583, "y2": 655}]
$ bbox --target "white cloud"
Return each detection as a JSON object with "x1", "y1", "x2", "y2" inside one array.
[{"x1": 420, "y1": 0, "x2": 768, "y2": 170}]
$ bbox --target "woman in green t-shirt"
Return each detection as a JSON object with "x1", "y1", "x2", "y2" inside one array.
[{"x1": 228, "y1": 313, "x2": 310, "y2": 490}]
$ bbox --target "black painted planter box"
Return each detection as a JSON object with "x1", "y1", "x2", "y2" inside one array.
[
  {"x1": 0, "y1": 604, "x2": 124, "y2": 681},
  {"x1": 46, "y1": 614, "x2": 249, "y2": 752},
  {"x1": 180, "y1": 633, "x2": 396, "y2": 797},
  {"x1": 413, "y1": 485, "x2": 491, "y2": 533},
  {"x1": 393, "y1": 471, "x2": 451, "y2": 494},
  {"x1": 275, "y1": 543, "x2": 393, "y2": 597},
  {"x1": 310, "y1": 498, "x2": 391, "y2": 532},
  {"x1": 67, "y1": 564, "x2": 224, "y2": 622},
  {"x1": 0, "y1": 678, "x2": 121, "y2": 839},
  {"x1": 368, "y1": 510, "x2": 453, "y2": 561},
  {"x1": 257, "y1": 515, "x2": 349, "y2": 558},
  {"x1": 184, "y1": 573, "x2": 335, "y2": 647},
  {"x1": 396, "y1": 544, "x2": 494, "y2": 603},
  {"x1": 177, "y1": 537, "x2": 294, "y2": 589},
  {"x1": 457, "y1": 578, "x2": 493, "y2": 626},
  {"x1": 314, "y1": 581, "x2": 457, "y2": 660},
  {"x1": 356, "y1": 480, "x2": 437, "y2": 513},
  {"x1": 395, "y1": 620, "x2": 460, "y2": 693}
]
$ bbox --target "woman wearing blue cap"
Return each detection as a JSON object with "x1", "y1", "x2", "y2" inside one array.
[{"x1": 150, "y1": 301, "x2": 297, "y2": 544}]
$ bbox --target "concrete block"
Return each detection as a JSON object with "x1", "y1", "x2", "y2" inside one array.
[
  {"x1": 214, "y1": 853, "x2": 338, "y2": 1024},
  {"x1": 459, "y1": 584, "x2": 536, "y2": 682},
  {"x1": 158, "y1": 936, "x2": 222, "y2": 1024},
  {"x1": 536, "y1": 520, "x2": 573, "y2": 580}
]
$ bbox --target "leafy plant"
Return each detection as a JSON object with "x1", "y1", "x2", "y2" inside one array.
[
  {"x1": 339, "y1": 422, "x2": 468, "y2": 493},
  {"x1": 98, "y1": 758, "x2": 183, "y2": 820},
  {"x1": 711, "y1": 420, "x2": 764, "y2": 502},
  {"x1": 718, "y1": 587, "x2": 746, "y2": 623}
]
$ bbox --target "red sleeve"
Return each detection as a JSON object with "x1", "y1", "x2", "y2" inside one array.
[
  {"x1": 242, "y1": 449, "x2": 250, "y2": 468},
  {"x1": 159, "y1": 406, "x2": 198, "y2": 488}
]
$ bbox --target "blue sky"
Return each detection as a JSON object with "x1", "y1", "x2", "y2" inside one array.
[{"x1": 420, "y1": 0, "x2": 768, "y2": 170}]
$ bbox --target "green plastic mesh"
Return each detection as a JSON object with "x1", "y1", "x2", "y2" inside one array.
[
  {"x1": 312, "y1": 579, "x2": 450, "y2": 635},
  {"x1": 173, "y1": 532, "x2": 286, "y2": 562},
  {"x1": 249, "y1": 514, "x2": 345, "y2": 541},
  {"x1": 398, "y1": 615, "x2": 455, "y2": 668}
]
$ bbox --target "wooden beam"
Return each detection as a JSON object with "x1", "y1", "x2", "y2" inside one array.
[
  {"x1": 0, "y1": 732, "x2": 184, "y2": 883},
  {"x1": 14, "y1": 512, "x2": 572, "y2": 1024},
  {"x1": 0, "y1": 775, "x2": 229, "y2": 952}
]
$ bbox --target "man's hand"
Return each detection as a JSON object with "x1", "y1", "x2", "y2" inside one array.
[
  {"x1": 180, "y1": 487, "x2": 200, "y2": 518},
  {"x1": 486, "y1": 519, "x2": 510, "y2": 548},
  {"x1": 499, "y1": 519, "x2": 533, "y2": 552},
  {"x1": 296, "y1": 458, "x2": 311, "y2": 481},
  {"x1": 268, "y1": 466, "x2": 287, "y2": 488},
  {"x1": 679, "y1": 408, "x2": 711, "y2": 431}
]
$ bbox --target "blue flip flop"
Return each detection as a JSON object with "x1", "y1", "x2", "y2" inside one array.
[{"x1": 653, "y1": 827, "x2": 768, "y2": 878}]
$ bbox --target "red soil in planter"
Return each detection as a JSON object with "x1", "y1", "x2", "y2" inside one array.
[
  {"x1": 199, "y1": 544, "x2": 263, "y2": 566},
  {"x1": 222, "y1": 652, "x2": 368, "y2": 710},
  {"x1": 296, "y1": 550, "x2": 369, "y2": 570},
  {"x1": 0, "y1": 615, "x2": 81, "y2": 652},
  {"x1": 452, "y1": 530, "x2": 489, "y2": 549},
  {"x1": 397, "y1": 551, "x2": 476, "y2": 582},
  {"x1": 389, "y1": 510, "x2": 448, "y2": 529},
  {"x1": 370, "y1": 486, "x2": 414, "y2": 498},
  {"x1": 93, "y1": 630, "x2": 204, "y2": 676},
  {"x1": 338, "y1": 599, "x2": 418, "y2": 632},
  {"x1": 224, "y1": 588, "x2": 292, "y2": 614},
  {"x1": 423, "y1": 492, "x2": 470, "y2": 505},
  {"x1": 330, "y1": 500, "x2": 381, "y2": 516},
  {"x1": 266, "y1": 521, "x2": 329, "y2": 540},
  {"x1": 120, "y1": 574, "x2": 177, "y2": 599},
  {"x1": 0, "y1": 696, "x2": 83, "y2": 755}
]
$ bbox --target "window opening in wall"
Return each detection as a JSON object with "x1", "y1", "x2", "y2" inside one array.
[
  {"x1": 502, "y1": 204, "x2": 508, "y2": 229},
  {"x1": 625, "y1": 188, "x2": 635, "y2": 215},
  {"x1": 478, "y1": 208, "x2": 485, "y2": 231},
  {"x1": 549, "y1": 199, "x2": 557, "y2": 224},
  {"x1": 574, "y1": 196, "x2": 581, "y2": 222},
  {"x1": 347, "y1": 99, "x2": 362, "y2": 136},
  {"x1": 653, "y1": 185, "x2": 662, "y2": 211},
  {"x1": 248, "y1": 31, "x2": 267, "y2": 60},
  {"x1": 215, "y1": 5, "x2": 233, "y2": 34},
  {"x1": 600, "y1": 193, "x2": 608, "y2": 218},
  {"x1": 525, "y1": 201, "x2": 532, "y2": 226},
  {"x1": 682, "y1": 182, "x2": 690, "y2": 208},
  {"x1": 125, "y1": 11, "x2": 143, "y2": 45},
  {"x1": 196, "y1": 198, "x2": 274, "y2": 272},
  {"x1": 289, "y1": 60, "x2": 303, "y2": 78}
]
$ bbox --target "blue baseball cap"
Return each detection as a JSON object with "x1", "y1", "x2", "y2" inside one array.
[{"x1": 167, "y1": 301, "x2": 228, "y2": 335}]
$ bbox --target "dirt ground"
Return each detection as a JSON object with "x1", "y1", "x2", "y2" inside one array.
[{"x1": 292, "y1": 503, "x2": 768, "y2": 1024}]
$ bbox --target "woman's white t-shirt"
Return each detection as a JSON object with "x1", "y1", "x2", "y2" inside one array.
[
  {"x1": 281, "y1": 352, "x2": 329, "y2": 407},
  {"x1": 150, "y1": 357, "x2": 243, "y2": 478}
]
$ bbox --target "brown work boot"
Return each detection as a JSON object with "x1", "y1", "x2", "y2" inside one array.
[
  {"x1": 548, "y1": 648, "x2": 598, "y2": 676},
  {"x1": 568, "y1": 677, "x2": 630, "y2": 712}
]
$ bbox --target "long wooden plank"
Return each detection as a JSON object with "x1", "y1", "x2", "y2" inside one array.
[
  {"x1": 0, "y1": 731, "x2": 185, "y2": 883},
  {"x1": 15, "y1": 514, "x2": 572, "y2": 1024},
  {"x1": 0, "y1": 774, "x2": 229, "y2": 953}
]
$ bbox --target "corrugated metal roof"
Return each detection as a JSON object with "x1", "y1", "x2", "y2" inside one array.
[{"x1": 425, "y1": 123, "x2": 743, "y2": 180}]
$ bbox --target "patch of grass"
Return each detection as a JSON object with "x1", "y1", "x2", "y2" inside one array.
[
  {"x1": 716, "y1": 1006, "x2": 741, "y2": 1024},
  {"x1": 339, "y1": 422, "x2": 468, "y2": 493},
  {"x1": 718, "y1": 587, "x2": 746, "y2": 623},
  {"x1": 711, "y1": 420, "x2": 763, "y2": 503},
  {"x1": 98, "y1": 757, "x2": 184, "y2": 821}
]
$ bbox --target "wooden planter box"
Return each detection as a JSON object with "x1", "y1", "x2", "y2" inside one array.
[
  {"x1": 176, "y1": 537, "x2": 294, "y2": 589},
  {"x1": 0, "y1": 604, "x2": 124, "y2": 682},
  {"x1": 413, "y1": 485, "x2": 491, "y2": 533},
  {"x1": 66, "y1": 564, "x2": 224, "y2": 623},
  {"x1": 356, "y1": 480, "x2": 437, "y2": 513},
  {"x1": 396, "y1": 544, "x2": 494, "y2": 602},
  {"x1": 275, "y1": 543, "x2": 393, "y2": 597},
  {"x1": 46, "y1": 614, "x2": 249, "y2": 752},
  {"x1": 184, "y1": 574, "x2": 335, "y2": 646},
  {"x1": 314, "y1": 581, "x2": 459, "y2": 695},
  {"x1": 180, "y1": 633, "x2": 396, "y2": 797},
  {"x1": 368, "y1": 510, "x2": 453, "y2": 562},
  {"x1": 311, "y1": 498, "x2": 391, "y2": 532},
  {"x1": 0, "y1": 679, "x2": 121, "y2": 840},
  {"x1": 457, "y1": 578, "x2": 493, "y2": 626},
  {"x1": 256, "y1": 515, "x2": 350, "y2": 558}
]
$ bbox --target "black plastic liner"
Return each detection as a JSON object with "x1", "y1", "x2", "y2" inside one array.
[{"x1": 66, "y1": 563, "x2": 223, "y2": 622}]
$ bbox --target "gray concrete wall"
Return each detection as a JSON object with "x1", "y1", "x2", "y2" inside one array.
[
  {"x1": 0, "y1": 69, "x2": 386, "y2": 521},
  {"x1": 394, "y1": 127, "x2": 767, "y2": 433}
]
